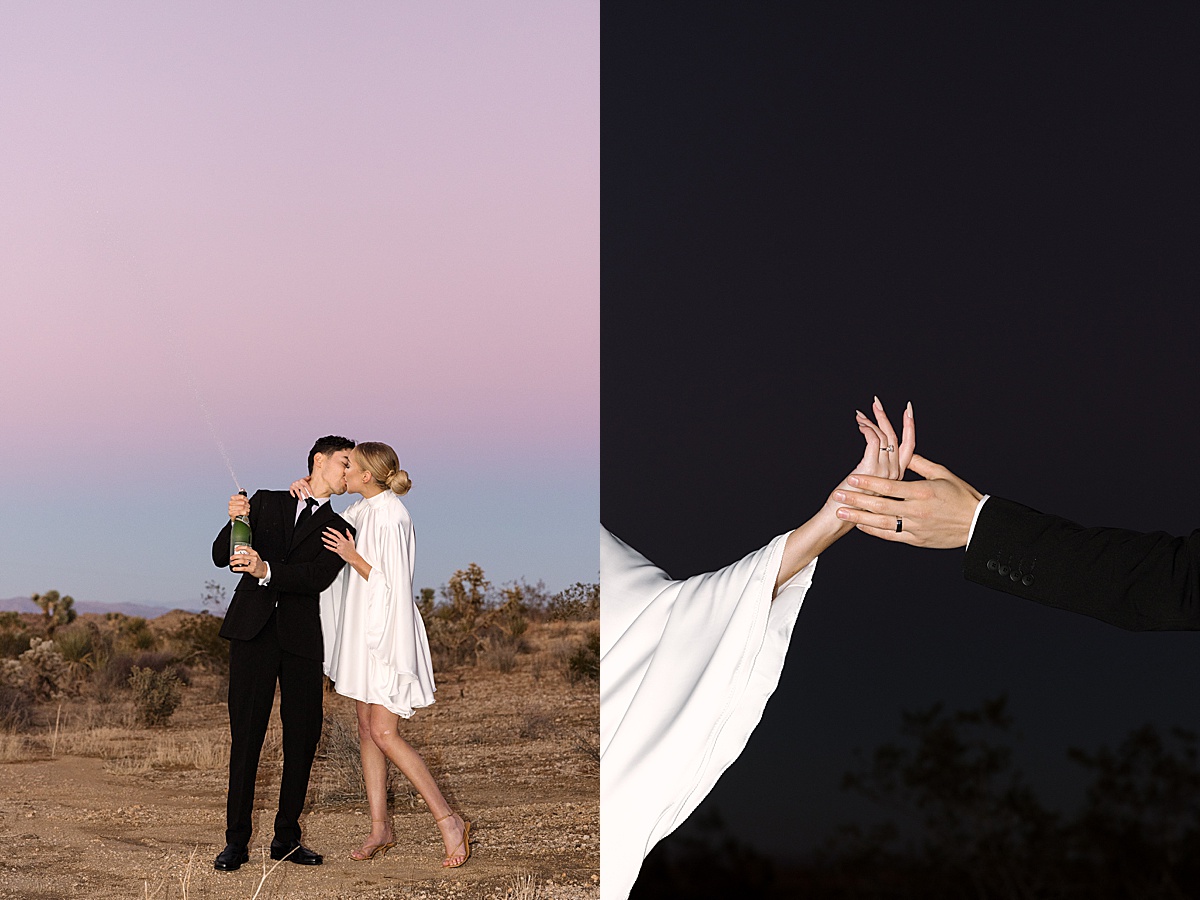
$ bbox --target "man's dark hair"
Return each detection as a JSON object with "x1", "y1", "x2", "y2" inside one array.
[{"x1": 308, "y1": 435, "x2": 355, "y2": 474}]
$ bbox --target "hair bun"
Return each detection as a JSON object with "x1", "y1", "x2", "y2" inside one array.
[{"x1": 388, "y1": 468, "x2": 412, "y2": 496}]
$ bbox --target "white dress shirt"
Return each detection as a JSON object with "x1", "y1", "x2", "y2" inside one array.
[{"x1": 258, "y1": 496, "x2": 331, "y2": 586}]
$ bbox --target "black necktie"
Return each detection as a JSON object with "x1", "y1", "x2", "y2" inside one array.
[{"x1": 295, "y1": 498, "x2": 318, "y2": 533}]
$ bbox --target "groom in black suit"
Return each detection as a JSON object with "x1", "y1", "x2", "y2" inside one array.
[
  {"x1": 211, "y1": 435, "x2": 356, "y2": 871},
  {"x1": 834, "y1": 454, "x2": 1200, "y2": 630}
]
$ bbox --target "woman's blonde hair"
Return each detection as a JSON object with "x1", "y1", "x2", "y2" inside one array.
[{"x1": 354, "y1": 441, "x2": 411, "y2": 496}]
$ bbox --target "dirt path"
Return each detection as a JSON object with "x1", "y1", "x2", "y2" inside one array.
[{"x1": 0, "y1": 626, "x2": 598, "y2": 900}]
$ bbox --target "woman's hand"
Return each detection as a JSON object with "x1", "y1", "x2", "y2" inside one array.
[
  {"x1": 850, "y1": 396, "x2": 915, "y2": 481},
  {"x1": 775, "y1": 398, "x2": 915, "y2": 592},
  {"x1": 324, "y1": 527, "x2": 374, "y2": 581},
  {"x1": 322, "y1": 527, "x2": 358, "y2": 561},
  {"x1": 290, "y1": 476, "x2": 313, "y2": 499},
  {"x1": 820, "y1": 397, "x2": 914, "y2": 517}
]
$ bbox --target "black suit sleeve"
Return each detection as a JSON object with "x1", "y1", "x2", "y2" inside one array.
[
  {"x1": 266, "y1": 519, "x2": 356, "y2": 595},
  {"x1": 964, "y1": 496, "x2": 1200, "y2": 631},
  {"x1": 212, "y1": 489, "x2": 264, "y2": 568}
]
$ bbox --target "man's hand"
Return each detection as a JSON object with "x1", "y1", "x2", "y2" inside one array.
[
  {"x1": 230, "y1": 546, "x2": 268, "y2": 579},
  {"x1": 833, "y1": 454, "x2": 984, "y2": 548},
  {"x1": 228, "y1": 493, "x2": 250, "y2": 519}
]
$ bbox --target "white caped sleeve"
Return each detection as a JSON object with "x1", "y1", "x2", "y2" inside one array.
[
  {"x1": 600, "y1": 527, "x2": 815, "y2": 900},
  {"x1": 361, "y1": 520, "x2": 425, "y2": 710}
]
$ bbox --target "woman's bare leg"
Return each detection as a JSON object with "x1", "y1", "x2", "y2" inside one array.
[
  {"x1": 367, "y1": 704, "x2": 468, "y2": 865},
  {"x1": 351, "y1": 700, "x2": 394, "y2": 858}
]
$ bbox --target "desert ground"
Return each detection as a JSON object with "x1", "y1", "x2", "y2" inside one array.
[{"x1": 0, "y1": 616, "x2": 598, "y2": 900}]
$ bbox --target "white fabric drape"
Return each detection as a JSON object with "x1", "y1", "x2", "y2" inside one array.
[
  {"x1": 320, "y1": 491, "x2": 436, "y2": 717},
  {"x1": 600, "y1": 528, "x2": 815, "y2": 900}
]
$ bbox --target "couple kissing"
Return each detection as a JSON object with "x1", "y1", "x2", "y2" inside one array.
[{"x1": 211, "y1": 436, "x2": 470, "y2": 872}]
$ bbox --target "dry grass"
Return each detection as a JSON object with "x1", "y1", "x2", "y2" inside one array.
[
  {"x1": 573, "y1": 730, "x2": 600, "y2": 777},
  {"x1": 105, "y1": 734, "x2": 229, "y2": 774},
  {"x1": 0, "y1": 732, "x2": 36, "y2": 762},
  {"x1": 140, "y1": 845, "x2": 293, "y2": 900},
  {"x1": 506, "y1": 871, "x2": 542, "y2": 900}
]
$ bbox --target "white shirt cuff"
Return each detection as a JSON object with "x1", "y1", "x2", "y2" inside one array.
[
  {"x1": 258, "y1": 562, "x2": 271, "y2": 586},
  {"x1": 965, "y1": 495, "x2": 991, "y2": 549}
]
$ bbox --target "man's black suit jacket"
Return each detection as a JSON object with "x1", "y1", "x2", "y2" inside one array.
[
  {"x1": 212, "y1": 490, "x2": 353, "y2": 660},
  {"x1": 963, "y1": 496, "x2": 1200, "y2": 631}
]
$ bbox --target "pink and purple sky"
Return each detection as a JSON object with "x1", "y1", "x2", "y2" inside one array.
[{"x1": 0, "y1": 2, "x2": 597, "y2": 609}]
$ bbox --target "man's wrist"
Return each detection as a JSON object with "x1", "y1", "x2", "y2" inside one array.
[{"x1": 965, "y1": 495, "x2": 991, "y2": 550}]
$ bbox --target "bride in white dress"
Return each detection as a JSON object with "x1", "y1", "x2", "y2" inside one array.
[{"x1": 296, "y1": 442, "x2": 470, "y2": 867}]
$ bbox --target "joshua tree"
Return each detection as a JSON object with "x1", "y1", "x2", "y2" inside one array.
[
  {"x1": 441, "y1": 563, "x2": 492, "y2": 627},
  {"x1": 30, "y1": 590, "x2": 76, "y2": 633}
]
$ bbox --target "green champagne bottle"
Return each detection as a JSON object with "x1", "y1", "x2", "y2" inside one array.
[{"x1": 229, "y1": 489, "x2": 252, "y2": 571}]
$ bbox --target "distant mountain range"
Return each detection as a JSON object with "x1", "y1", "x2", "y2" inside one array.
[{"x1": 0, "y1": 596, "x2": 197, "y2": 619}]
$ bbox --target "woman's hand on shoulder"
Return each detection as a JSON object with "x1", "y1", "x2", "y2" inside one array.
[
  {"x1": 289, "y1": 476, "x2": 313, "y2": 499},
  {"x1": 322, "y1": 527, "x2": 358, "y2": 561}
]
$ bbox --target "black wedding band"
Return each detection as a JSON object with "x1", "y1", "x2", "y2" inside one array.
[{"x1": 895, "y1": 517, "x2": 903, "y2": 533}]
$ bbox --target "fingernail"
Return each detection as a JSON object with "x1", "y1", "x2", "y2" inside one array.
[
  {"x1": 848, "y1": 476, "x2": 860, "y2": 486},
  {"x1": 834, "y1": 491, "x2": 846, "y2": 501},
  {"x1": 855, "y1": 409, "x2": 866, "y2": 418},
  {"x1": 836, "y1": 508, "x2": 849, "y2": 519},
  {"x1": 906, "y1": 401, "x2": 913, "y2": 416},
  {"x1": 873, "y1": 395, "x2": 881, "y2": 407}
]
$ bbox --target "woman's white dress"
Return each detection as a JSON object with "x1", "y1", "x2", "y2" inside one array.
[
  {"x1": 320, "y1": 491, "x2": 436, "y2": 718},
  {"x1": 600, "y1": 527, "x2": 817, "y2": 900}
]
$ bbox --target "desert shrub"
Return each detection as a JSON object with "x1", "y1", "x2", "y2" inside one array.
[
  {"x1": 172, "y1": 612, "x2": 228, "y2": 673},
  {"x1": 93, "y1": 652, "x2": 136, "y2": 695},
  {"x1": 0, "y1": 682, "x2": 35, "y2": 732},
  {"x1": 565, "y1": 628, "x2": 600, "y2": 683},
  {"x1": 0, "y1": 662, "x2": 34, "y2": 734},
  {"x1": 135, "y1": 651, "x2": 191, "y2": 686},
  {"x1": 424, "y1": 566, "x2": 545, "y2": 668},
  {"x1": 129, "y1": 666, "x2": 182, "y2": 726},
  {"x1": 478, "y1": 636, "x2": 519, "y2": 674},
  {"x1": 574, "y1": 729, "x2": 600, "y2": 775},
  {"x1": 518, "y1": 705, "x2": 554, "y2": 739},
  {"x1": 499, "y1": 578, "x2": 550, "y2": 622},
  {"x1": 54, "y1": 622, "x2": 104, "y2": 693},
  {"x1": 117, "y1": 616, "x2": 157, "y2": 651},
  {"x1": 418, "y1": 587, "x2": 436, "y2": 620},
  {"x1": 95, "y1": 649, "x2": 189, "y2": 694},
  {"x1": 54, "y1": 622, "x2": 94, "y2": 665},
  {"x1": 548, "y1": 582, "x2": 600, "y2": 622},
  {"x1": 19, "y1": 638, "x2": 69, "y2": 700},
  {"x1": 0, "y1": 612, "x2": 31, "y2": 658},
  {"x1": 132, "y1": 629, "x2": 156, "y2": 650}
]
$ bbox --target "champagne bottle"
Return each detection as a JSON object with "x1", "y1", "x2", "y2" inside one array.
[{"x1": 229, "y1": 489, "x2": 252, "y2": 571}]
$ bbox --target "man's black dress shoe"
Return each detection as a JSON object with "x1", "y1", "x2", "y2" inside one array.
[
  {"x1": 214, "y1": 844, "x2": 249, "y2": 871},
  {"x1": 270, "y1": 839, "x2": 323, "y2": 865}
]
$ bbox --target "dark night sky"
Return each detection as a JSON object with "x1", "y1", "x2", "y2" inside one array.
[{"x1": 602, "y1": 1, "x2": 1200, "y2": 864}]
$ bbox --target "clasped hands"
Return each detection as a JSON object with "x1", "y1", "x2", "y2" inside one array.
[{"x1": 832, "y1": 400, "x2": 984, "y2": 549}]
